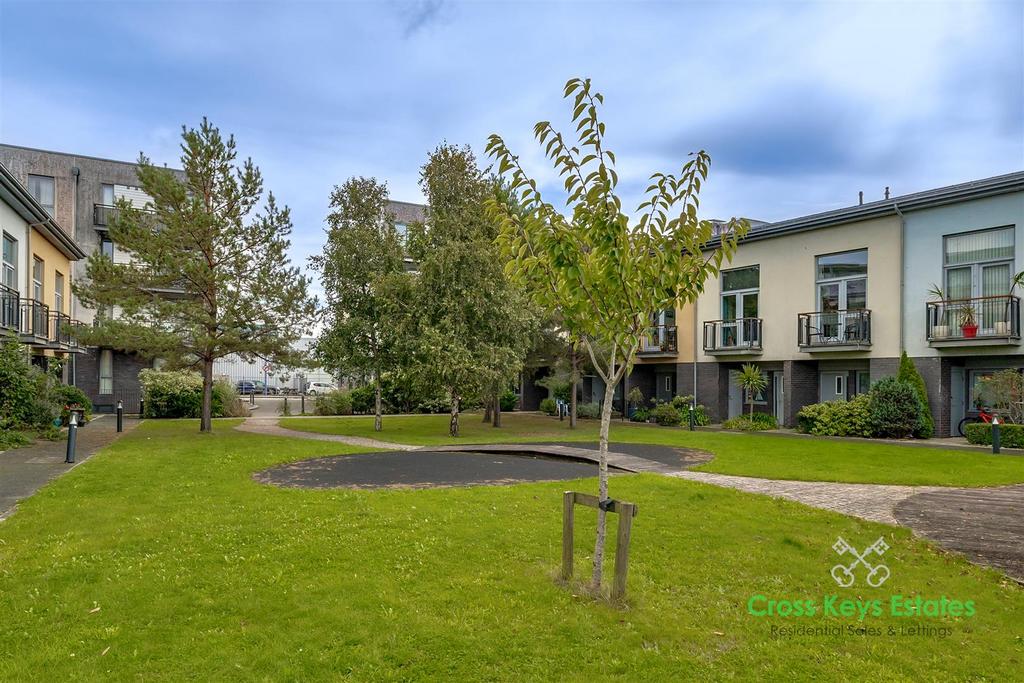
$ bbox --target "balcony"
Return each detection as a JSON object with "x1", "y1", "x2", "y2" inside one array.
[
  {"x1": 703, "y1": 318, "x2": 763, "y2": 354},
  {"x1": 93, "y1": 203, "x2": 119, "y2": 227},
  {"x1": 927, "y1": 295, "x2": 1021, "y2": 347},
  {"x1": 798, "y1": 309, "x2": 871, "y2": 351},
  {"x1": 1, "y1": 285, "x2": 18, "y2": 332},
  {"x1": 19, "y1": 300, "x2": 49, "y2": 344},
  {"x1": 638, "y1": 325, "x2": 678, "y2": 356}
]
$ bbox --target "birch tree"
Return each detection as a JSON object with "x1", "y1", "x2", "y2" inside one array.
[{"x1": 486, "y1": 78, "x2": 747, "y2": 592}]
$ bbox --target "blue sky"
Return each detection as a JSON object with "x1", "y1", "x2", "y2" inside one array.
[{"x1": 1, "y1": 0, "x2": 1022, "y2": 274}]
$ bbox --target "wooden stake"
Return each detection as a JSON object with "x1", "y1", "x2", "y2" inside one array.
[
  {"x1": 562, "y1": 491, "x2": 575, "y2": 580},
  {"x1": 612, "y1": 502, "x2": 636, "y2": 600}
]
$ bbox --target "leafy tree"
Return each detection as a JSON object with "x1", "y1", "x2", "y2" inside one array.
[
  {"x1": 896, "y1": 352, "x2": 934, "y2": 438},
  {"x1": 486, "y1": 78, "x2": 747, "y2": 592},
  {"x1": 390, "y1": 144, "x2": 536, "y2": 437},
  {"x1": 74, "y1": 119, "x2": 317, "y2": 432},
  {"x1": 736, "y1": 363, "x2": 767, "y2": 418},
  {"x1": 310, "y1": 177, "x2": 405, "y2": 432}
]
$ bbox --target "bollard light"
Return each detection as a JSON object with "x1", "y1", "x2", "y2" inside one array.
[
  {"x1": 116, "y1": 400, "x2": 124, "y2": 433},
  {"x1": 688, "y1": 405, "x2": 695, "y2": 431},
  {"x1": 65, "y1": 411, "x2": 78, "y2": 464},
  {"x1": 992, "y1": 416, "x2": 1001, "y2": 454}
]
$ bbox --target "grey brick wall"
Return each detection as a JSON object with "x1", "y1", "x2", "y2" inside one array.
[
  {"x1": 75, "y1": 348, "x2": 151, "y2": 412},
  {"x1": 912, "y1": 356, "x2": 951, "y2": 437},
  {"x1": 783, "y1": 360, "x2": 818, "y2": 427}
]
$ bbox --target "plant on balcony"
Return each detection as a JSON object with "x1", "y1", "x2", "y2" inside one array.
[
  {"x1": 486, "y1": 77, "x2": 747, "y2": 594},
  {"x1": 959, "y1": 305, "x2": 979, "y2": 338},
  {"x1": 927, "y1": 283, "x2": 949, "y2": 338},
  {"x1": 735, "y1": 363, "x2": 767, "y2": 418}
]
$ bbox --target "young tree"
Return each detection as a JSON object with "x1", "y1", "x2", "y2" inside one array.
[
  {"x1": 392, "y1": 144, "x2": 535, "y2": 437},
  {"x1": 310, "y1": 177, "x2": 405, "y2": 432},
  {"x1": 75, "y1": 119, "x2": 317, "y2": 432},
  {"x1": 486, "y1": 78, "x2": 747, "y2": 592},
  {"x1": 896, "y1": 351, "x2": 934, "y2": 438},
  {"x1": 736, "y1": 363, "x2": 767, "y2": 418}
]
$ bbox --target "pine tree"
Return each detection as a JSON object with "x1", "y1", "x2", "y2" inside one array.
[{"x1": 897, "y1": 351, "x2": 934, "y2": 438}]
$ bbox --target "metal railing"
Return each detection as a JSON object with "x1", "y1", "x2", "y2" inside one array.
[
  {"x1": 703, "y1": 318, "x2": 763, "y2": 352},
  {"x1": 798, "y1": 309, "x2": 871, "y2": 347},
  {"x1": 639, "y1": 325, "x2": 678, "y2": 354},
  {"x1": 47, "y1": 311, "x2": 74, "y2": 347},
  {"x1": 93, "y1": 203, "x2": 119, "y2": 227},
  {"x1": 926, "y1": 295, "x2": 1020, "y2": 341},
  {"x1": 19, "y1": 300, "x2": 49, "y2": 340},
  {"x1": 0, "y1": 285, "x2": 18, "y2": 331}
]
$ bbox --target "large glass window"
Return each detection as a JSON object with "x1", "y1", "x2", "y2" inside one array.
[
  {"x1": 815, "y1": 249, "x2": 867, "y2": 340},
  {"x1": 32, "y1": 257, "x2": 44, "y2": 302},
  {"x1": 720, "y1": 266, "x2": 759, "y2": 347},
  {"x1": 944, "y1": 227, "x2": 1015, "y2": 330},
  {"x1": 101, "y1": 237, "x2": 115, "y2": 260},
  {"x1": 1, "y1": 233, "x2": 16, "y2": 290},
  {"x1": 54, "y1": 271, "x2": 64, "y2": 313},
  {"x1": 28, "y1": 175, "x2": 55, "y2": 216},
  {"x1": 99, "y1": 349, "x2": 113, "y2": 395}
]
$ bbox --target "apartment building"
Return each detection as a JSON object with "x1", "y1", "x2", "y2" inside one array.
[{"x1": 0, "y1": 161, "x2": 86, "y2": 368}]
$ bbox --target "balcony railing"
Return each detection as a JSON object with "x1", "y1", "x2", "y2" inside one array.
[
  {"x1": 798, "y1": 309, "x2": 871, "y2": 348},
  {"x1": 93, "y1": 203, "x2": 119, "y2": 227},
  {"x1": 927, "y1": 295, "x2": 1021, "y2": 342},
  {"x1": 703, "y1": 318, "x2": 763, "y2": 353},
  {"x1": 1, "y1": 285, "x2": 18, "y2": 331},
  {"x1": 46, "y1": 311, "x2": 74, "y2": 348},
  {"x1": 639, "y1": 325, "x2": 678, "y2": 354},
  {"x1": 19, "y1": 300, "x2": 49, "y2": 342}
]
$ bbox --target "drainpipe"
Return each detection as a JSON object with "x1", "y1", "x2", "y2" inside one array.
[
  {"x1": 692, "y1": 301, "x2": 698, "y2": 410},
  {"x1": 894, "y1": 201, "x2": 906, "y2": 355}
]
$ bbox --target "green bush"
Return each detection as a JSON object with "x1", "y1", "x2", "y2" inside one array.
[
  {"x1": 723, "y1": 413, "x2": 778, "y2": 431},
  {"x1": 350, "y1": 385, "x2": 375, "y2": 414},
  {"x1": 576, "y1": 402, "x2": 601, "y2": 419},
  {"x1": 964, "y1": 422, "x2": 1024, "y2": 448},
  {"x1": 314, "y1": 391, "x2": 353, "y2": 416},
  {"x1": 670, "y1": 395, "x2": 711, "y2": 426},
  {"x1": 797, "y1": 394, "x2": 872, "y2": 437},
  {"x1": 499, "y1": 390, "x2": 518, "y2": 412},
  {"x1": 0, "y1": 429, "x2": 32, "y2": 450},
  {"x1": 52, "y1": 384, "x2": 93, "y2": 424},
  {"x1": 651, "y1": 403, "x2": 681, "y2": 426},
  {"x1": 630, "y1": 406, "x2": 650, "y2": 423},
  {"x1": 869, "y1": 377, "x2": 925, "y2": 439},
  {"x1": 0, "y1": 333, "x2": 57, "y2": 430},
  {"x1": 139, "y1": 369, "x2": 230, "y2": 419},
  {"x1": 897, "y1": 352, "x2": 934, "y2": 438},
  {"x1": 539, "y1": 397, "x2": 557, "y2": 416}
]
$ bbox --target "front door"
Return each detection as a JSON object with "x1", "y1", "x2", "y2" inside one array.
[
  {"x1": 950, "y1": 366, "x2": 966, "y2": 436},
  {"x1": 819, "y1": 372, "x2": 846, "y2": 403},
  {"x1": 727, "y1": 370, "x2": 743, "y2": 418}
]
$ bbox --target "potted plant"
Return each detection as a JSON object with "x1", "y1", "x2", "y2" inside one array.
[
  {"x1": 960, "y1": 305, "x2": 979, "y2": 338},
  {"x1": 927, "y1": 283, "x2": 949, "y2": 339}
]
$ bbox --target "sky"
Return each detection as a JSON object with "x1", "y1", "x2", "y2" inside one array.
[{"x1": 1, "y1": 0, "x2": 1022, "y2": 280}]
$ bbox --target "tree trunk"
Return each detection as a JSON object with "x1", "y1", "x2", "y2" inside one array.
[
  {"x1": 492, "y1": 394, "x2": 502, "y2": 427},
  {"x1": 569, "y1": 345, "x2": 579, "y2": 429},
  {"x1": 749, "y1": 396, "x2": 754, "y2": 418},
  {"x1": 483, "y1": 395, "x2": 493, "y2": 423},
  {"x1": 374, "y1": 370, "x2": 383, "y2": 432},
  {"x1": 200, "y1": 358, "x2": 214, "y2": 433},
  {"x1": 591, "y1": 376, "x2": 617, "y2": 591},
  {"x1": 449, "y1": 394, "x2": 460, "y2": 437}
]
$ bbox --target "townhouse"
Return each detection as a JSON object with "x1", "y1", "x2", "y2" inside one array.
[{"x1": 0, "y1": 161, "x2": 87, "y2": 368}]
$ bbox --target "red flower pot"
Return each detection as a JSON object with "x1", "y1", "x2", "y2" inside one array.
[{"x1": 962, "y1": 324, "x2": 979, "y2": 338}]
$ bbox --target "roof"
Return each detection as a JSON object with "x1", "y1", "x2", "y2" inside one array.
[
  {"x1": 0, "y1": 161, "x2": 86, "y2": 259},
  {"x1": 0, "y1": 143, "x2": 184, "y2": 174},
  {"x1": 388, "y1": 200, "x2": 427, "y2": 224},
  {"x1": 710, "y1": 170, "x2": 1024, "y2": 247}
]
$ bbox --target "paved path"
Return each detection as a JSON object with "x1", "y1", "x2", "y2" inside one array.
[
  {"x1": 235, "y1": 416, "x2": 417, "y2": 451},
  {"x1": 0, "y1": 415, "x2": 139, "y2": 521}
]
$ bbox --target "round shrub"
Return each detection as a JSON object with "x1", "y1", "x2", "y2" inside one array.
[
  {"x1": 671, "y1": 395, "x2": 711, "y2": 426},
  {"x1": 650, "y1": 403, "x2": 681, "y2": 426},
  {"x1": 797, "y1": 394, "x2": 872, "y2": 437},
  {"x1": 869, "y1": 377, "x2": 925, "y2": 439},
  {"x1": 576, "y1": 402, "x2": 601, "y2": 419},
  {"x1": 630, "y1": 406, "x2": 650, "y2": 423},
  {"x1": 499, "y1": 389, "x2": 518, "y2": 412},
  {"x1": 314, "y1": 391, "x2": 353, "y2": 416},
  {"x1": 538, "y1": 397, "x2": 557, "y2": 416},
  {"x1": 350, "y1": 385, "x2": 375, "y2": 414}
]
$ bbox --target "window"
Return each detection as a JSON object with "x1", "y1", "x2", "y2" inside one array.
[
  {"x1": 856, "y1": 370, "x2": 870, "y2": 395},
  {"x1": 28, "y1": 175, "x2": 55, "y2": 216},
  {"x1": 1, "y1": 233, "x2": 16, "y2": 290},
  {"x1": 101, "y1": 184, "x2": 115, "y2": 205},
  {"x1": 944, "y1": 227, "x2": 1014, "y2": 330},
  {"x1": 394, "y1": 222, "x2": 408, "y2": 242},
  {"x1": 101, "y1": 236, "x2": 114, "y2": 260},
  {"x1": 835, "y1": 375, "x2": 845, "y2": 397},
  {"x1": 745, "y1": 371, "x2": 768, "y2": 405},
  {"x1": 54, "y1": 271, "x2": 64, "y2": 313},
  {"x1": 99, "y1": 349, "x2": 113, "y2": 395},
  {"x1": 32, "y1": 257, "x2": 44, "y2": 302},
  {"x1": 664, "y1": 375, "x2": 672, "y2": 393},
  {"x1": 720, "y1": 265, "x2": 759, "y2": 347},
  {"x1": 815, "y1": 249, "x2": 867, "y2": 341}
]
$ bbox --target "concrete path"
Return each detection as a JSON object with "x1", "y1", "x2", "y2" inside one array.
[
  {"x1": 0, "y1": 415, "x2": 139, "y2": 521},
  {"x1": 235, "y1": 416, "x2": 417, "y2": 451}
]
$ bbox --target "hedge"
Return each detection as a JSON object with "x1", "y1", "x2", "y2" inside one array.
[
  {"x1": 964, "y1": 422, "x2": 1024, "y2": 449},
  {"x1": 723, "y1": 413, "x2": 778, "y2": 431}
]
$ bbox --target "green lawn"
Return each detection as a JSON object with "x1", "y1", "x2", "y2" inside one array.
[
  {"x1": 279, "y1": 413, "x2": 1024, "y2": 487},
  {"x1": 0, "y1": 419, "x2": 1021, "y2": 679}
]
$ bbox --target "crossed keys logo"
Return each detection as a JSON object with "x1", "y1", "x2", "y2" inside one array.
[{"x1": 831, "y1": 536, "x2": 890, "y2": 587}]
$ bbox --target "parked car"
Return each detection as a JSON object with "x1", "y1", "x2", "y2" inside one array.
[
  {"x1": 306, "y1": 381, "x2": 337, "y2": 395},
  {"x1": 235, "y1": 380, "x2": 279, "y2": 395}
]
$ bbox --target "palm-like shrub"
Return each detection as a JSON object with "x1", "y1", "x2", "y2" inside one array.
[{"x1": 735, "y1": 363, "x2": 767, "y2": 418}]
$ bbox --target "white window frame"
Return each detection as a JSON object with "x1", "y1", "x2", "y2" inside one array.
[
  {"x1": 32, "y1": 256, "x2": 44, "y2": 302},
  {"x1": 720, "y1": 265, "x2": 760, "y2": 348},
  {"x1": 54, "y1": 271, "x2": 64, "y2": 313},
  {"x1": 1, "y1": 232, "x2": 16, "y2": 290},
  {"x1": 99, "y1": 349, "x2": 114, "y2": 395},
  {"x1": 28, "y1": 174, "x2": 55, "y2": 216}
]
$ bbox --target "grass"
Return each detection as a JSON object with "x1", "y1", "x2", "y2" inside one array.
[
  {"x1": 0, "y1": 419, "x2": 1021, "y2": 679},
  {"x1": 278, "y1": 413, "x2": 1024, "y2": 487}
]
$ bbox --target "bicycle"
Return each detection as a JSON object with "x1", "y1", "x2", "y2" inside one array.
[{"x1": 958, "y1": 406, "x2": 998, "y2": 437}]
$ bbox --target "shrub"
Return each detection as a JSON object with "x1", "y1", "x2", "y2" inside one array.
[
  {"x1": 897, "y1": 352, "x2": 934, "y2": 438},
  {"x1": 965, "y1": 422, "x2": 1024, "y2": 448},
  {"x1": 539, "y1": 397, "x2": 557, "y2": 416},
  {"x1": 0, "y1": 334, "x2": 49, "y2": 430},
  {"x1": 140, "y1": 369, "x2": 230, "y2": 419},
  {"x1": 670, "y1": 395, "x2": 711, "y2": 426},
  {"x1": 723, "y1": 413, "x2": 778, "y2": 431},
  {"x1": 314, "y1": 391, "x2": 353, "y2": 416},
  {"x1": 797, "y1": 394, "x2": 872, "y2": 437},
  {"x1": 350, "y1": 385, "x2": 375, "y2": 414},
  {"x1": 973, "y1": 369, "x2": 1024, "y2": 424},
  {"x1": 576, "y1": 402, "x2": 601, "y2": 419},
  {"x1": 500, "y1": 389, "x2": 519, "y2": 412},
  {"x1": 650, "y1": 402, "x2": 681, "y2": 426},
  {"x1": 52, "y1": 384, "x2": 93, "y2": 425},
  {"x1": 869, "y1": 377, "x2": 925, "y2": 439},
  {"x1": 630, "y1": 406, "x2": 650, "y2": 423},
  {"x1": 0, "y1": 429, "x2": 32, "y2": 450}
]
